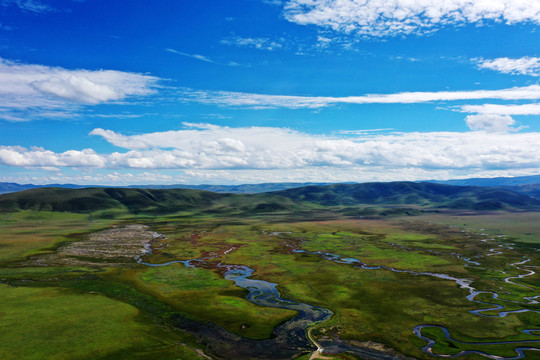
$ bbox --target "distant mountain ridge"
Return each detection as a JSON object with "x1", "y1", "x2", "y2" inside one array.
[
  {"x1": 1, "y1": 182, "x2": 539, "y2": 214},
  {"x1": 431, "y1": 174, "x2": 540, "y2": 187},
  {"x1": 0, "y1": 187, "x2": 304, "y2": 214},
  {"x1": 499, "y1": 184, "x2": 540, "y2": 200},
  {"x1": 271, "y1": 182, "x2": 540, "y2": 210},
  {"x1": 430, "y1": 175, "x2": 540, "y2": 200},
  {"x1": 4, "y1": 173, "x2": 540, "y2": 196},
  {"x1": 0, "y1": 182, "x2": 334, "y2": 195}
]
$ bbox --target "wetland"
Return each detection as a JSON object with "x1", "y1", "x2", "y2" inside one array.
[{"x1": 0, "y1": 185, "x2": 539, "y2": 359}]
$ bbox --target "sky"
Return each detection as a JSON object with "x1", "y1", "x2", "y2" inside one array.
[{"x1": 2, "y1": 0, "x2": 540, "y2": 185}]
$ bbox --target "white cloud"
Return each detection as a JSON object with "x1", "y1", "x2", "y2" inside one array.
[
  {"x1": 460, "y1": 103, "x2": 540, "y2": 115},
  {"x1": 0, "y1": 146, "x2": 106, "y2": 167},
  {"x1": 4, "y1": 166, "x2": 540, "y2": 186},
  {"x1": 465, "y1": 114, "x2": 516, "y2": 132},
  {"x1": 283, "y1": 0, "x2": 540, "y2": 37},
  {"x1": 180, "y1": 85, "x2": 540, "y2": 109},
  {"x1": 6, "y1": 124, "x2": 540, "y2": 182},
  {"x1": 165, "y1": 48, "x2": 242, "y2": 66},
  {"x1": 179, "y1": 167, "x2": 540, "y2": 185},
  {"x1": 0, "y1": 57, "x2": 159, "y2": 121},
  {"x1": 180, "y1": 89, "x2": 331, "y2": 109},
  {"x1": 30, "y1": 75, "x2": 124, "y2": 104},
  {"x1": 221, "y1": 37, "x2": 284, "y2": 51},
  {"x1": 165, "y1": 48, "x2": 216, "y2": 63},
  {"x1": 476, "y1": 57, "x2": 540, "y2": 76},
  {"x1": 77, "y1": 124, "x2": 540, "y2": 171},
  {"x1": 0, "y1": 171, "x2": 174, "y2": 186}
]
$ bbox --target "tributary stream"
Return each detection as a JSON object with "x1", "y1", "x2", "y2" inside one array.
[{"x1": 137, "y1": 234, "x2": 540, "y2": 360}]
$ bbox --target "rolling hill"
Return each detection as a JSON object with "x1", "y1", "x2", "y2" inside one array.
[
  {"x1": 1, "y1": 182, "x2": 540, "y2": 214},
  {"x1": 271, "y1": 182, "x2": 540, "y2": 210},
  {"x1": 499, "y1": 184, "x2": 540, "y2": 200},
  {"x1": 431, "y1": 174, "x2": 540, "y2": 187},
  {"x1": 0, "y1": 187, "x2": 304, "y2": 214},
  {"x1": 0, "y1": 182, "x2": 334, "y2": 195}
]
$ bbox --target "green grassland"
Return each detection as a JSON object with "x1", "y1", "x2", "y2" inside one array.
[
  {"x1": 132, "y1": 264, "x2": 297, "y2": 339},
  {"x1": 168, "y1": 220, "x2": 537, "y2": 359},
  {"x1": 0, "y1": 185, "x2": 539, "y2": 359},
  {"x1": 0, "y1": 283, "x2": 204, "y2": 360},
  {"x1": 413, "y1": 210, "x2": 540, "y2": 244},
  {"x1": 0, "y1": 210, "x2": 119, "y2": 263}
]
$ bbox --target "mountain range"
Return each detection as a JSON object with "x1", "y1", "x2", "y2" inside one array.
[
  {"x1": 3, "y1": 174, "x2": 540, "y2": 197},
  {"x1": 1, "y1": 182, "x2": 539, "y2": 215}
]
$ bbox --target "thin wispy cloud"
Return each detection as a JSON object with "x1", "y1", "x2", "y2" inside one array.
[
  {"x1": 221, "y1": 37, "x2": 284, "y2": 51},
  {"x1": 475, "y1": 57, "x2": 540, "y2": 76},
  {"x1": 165, "y1": 48, "x2": 241, "y2": 66},
  {"x1": 460, "y1": 103, "x2": 540, "y2": 115},
  {"x1": 0, "y1": 22, "x2": 13, "y2": 31},
  {"x1": 283, "y1": 0, "x2": 540, "y2": 37},
  {"x1": 165, "y1": 48, "x2": 216, "y2": 64},
  {"x1": 0, "y1": 171, "x2": 175, "y2": 187},
  {"x1": 180, "y1": 85, "x2": 540, "y2": 109},
  {"x1": 2, "y1": 0, "x2": 54, "y2": 13},
  {"x1": 263, "y1": 0, "x2": 282, "y2": 5}
]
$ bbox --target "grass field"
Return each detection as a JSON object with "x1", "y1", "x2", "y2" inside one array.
[
  {"x1": 0, "y1": 283, "x2": 206, "y2": 360},
  {"x1": 0, "y1": 210, "x2": 118, "y2": 263},
  {"x1": 0, "y1": 204, "x2": 538, "y2": 359}
]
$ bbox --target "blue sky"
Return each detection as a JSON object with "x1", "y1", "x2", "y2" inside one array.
[{"x1": 2, "y1": 0, "x2": 540, "y2": 185}]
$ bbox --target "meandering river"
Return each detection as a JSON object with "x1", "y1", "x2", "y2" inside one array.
[
  {"x1": 291, "y1": 243, "x2": 540, "y2": 359},
  {"x1": 136, "y1": 231, "x2": 539, "y2": 360}
]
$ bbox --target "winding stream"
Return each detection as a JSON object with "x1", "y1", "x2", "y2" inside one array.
[
  {"x1": 413, "y1": 325, "x2": 540, "y2": 359},
  {"x1": 290, "y1": 243, "x2": 540, "y2": 359},
  {"x1": 137, "y1": 245, "x2": 402, "y2": 359},
  {"x1": 136, "y1": 230, "x2": 539, "y2": 360}
]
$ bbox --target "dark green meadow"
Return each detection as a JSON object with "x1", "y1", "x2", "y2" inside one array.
[{"x1": 0, "y1": 184, "x2": 539, "y2": 359}]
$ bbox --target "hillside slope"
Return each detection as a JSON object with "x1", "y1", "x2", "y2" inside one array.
[
  {"x1": 272, "y1": 182, "x2": 540, "y2": 210},
  {"x1": 0, "y1": 182, "x2": 334, "y2": 195},
  {"x1": 432, "y1": 174, "x2": 540, "y2": 187},
  {"x1": 0, "y1": 187, "x2": 304, "y2": 214},
  {"x1": 1, "y1": 182, "x2": 539, "y2": 214},
  {"x1": 500, "y1": 184, "x2": 540, "y2": 200}
]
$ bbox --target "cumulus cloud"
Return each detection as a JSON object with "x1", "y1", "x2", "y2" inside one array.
[
  {"x1": 0, "y1": 146, "x2": 106, "y2": 167},
  {"x1": 0, "y1": 57, "x2": 159, "y2": 121},
  {"x1": 5, "y1": 124, "x2": 540, "y2": 184},
  {"x1": 180, "y1": 85, "x2": 540, "y2": 109},
  {"x1": 62, "y1": 124, "x2": 540, "y2": 172},
  {"x1": 283, "y1": 0, "x2": 540, "y2": 37},
  {"x1": 465, "y1": 114, "x2": 517, "y2": 132},
  {"x1": 476, "y1": 57, "x2": 540, "y2": 76},
  {"x1": 9, "y1": 122, "x2": 540, "y2": 184},
  {"x1": 221, "y1": 37, "x2": 284, "y2": 51}
]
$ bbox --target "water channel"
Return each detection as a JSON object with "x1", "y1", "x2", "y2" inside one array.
[{"x1": 136, "y1": 232, "x2": 540, "y2": 359}]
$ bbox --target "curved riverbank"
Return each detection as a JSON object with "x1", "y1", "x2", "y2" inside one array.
[{"x1": 137, "y1": 241, "x2": 406, "y2": 360}]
